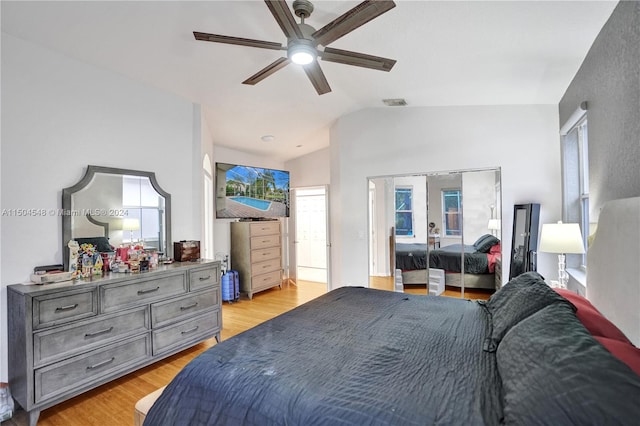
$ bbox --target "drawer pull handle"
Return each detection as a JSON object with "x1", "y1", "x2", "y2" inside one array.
[
  {"x1": 180, "y1": 302, "x2": 198, "y2": 311},
  {"x1": 85, "y1": 326, "x2": 114, "y2": 338},
  {"x1": 198, "y1": 275, "x2": 211, "y2": 281},
  {"x1": 137, "y1": 286, "x2": 160, "y2": 295},
  {"x1": 87, "y1": 357, "x2": 115, "y2": 370},
  {"x1": 55, "y1": 304, "x2": 78, "y2": 312},
  {"x1": 181, "y1": 326, "x2": 199, "y2": 335}
]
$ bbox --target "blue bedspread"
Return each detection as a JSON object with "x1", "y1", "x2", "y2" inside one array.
[{"x1": 144, "y1": 287, "x2": 502, "y2": 425}]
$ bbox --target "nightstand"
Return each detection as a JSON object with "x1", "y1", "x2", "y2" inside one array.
[{"x1": 428, "y1": 234, "x2": 440, "y2": 249}]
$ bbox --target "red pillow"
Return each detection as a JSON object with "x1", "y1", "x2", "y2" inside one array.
[
  {"x1": 489, "y1": 242, "x2": 501, "y2": 254},
  {"x1": 554, "y1": 288, "x2": 632, "y2": 344},
  {"x1": 594, "y1": 336, "x2": 640, "y2": 377}
]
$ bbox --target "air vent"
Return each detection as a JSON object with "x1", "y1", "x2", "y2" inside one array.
[{"x1": 382, "y1": 98, "x2": 407, "y2": 106}]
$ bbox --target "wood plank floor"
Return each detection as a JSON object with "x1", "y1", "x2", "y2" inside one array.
[{"x1": 4, "y1": 277, "x2": 490, "y2": 426}]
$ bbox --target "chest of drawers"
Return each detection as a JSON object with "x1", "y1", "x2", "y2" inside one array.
[
  {"x1": 230, "y1": 221, "x2": 283, "y2": 299},
  {"x1": 8, "y1": 260, "x2": 220, "y2": 426}
]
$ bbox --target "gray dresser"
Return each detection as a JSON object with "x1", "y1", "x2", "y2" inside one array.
[
  {"x1": 7, "y1": 260, "x2": 220, "y2": 426},
  {"x1": 230, "y1": 220, "x2": 283, "y2": 299}
]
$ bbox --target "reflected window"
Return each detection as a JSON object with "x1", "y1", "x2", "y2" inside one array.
[
  {"x1": 442, "y1": 189, "x2": 462, "y2": 236},
  {"x1": 122, "y1": 176, "x2": 162, "y2": 247},
  {"x1": 395, "y1": 187, "x2": 414, "y2": 237}
]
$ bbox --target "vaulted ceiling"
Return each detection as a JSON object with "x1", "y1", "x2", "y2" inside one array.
[{"x1": 1, "y1": 1, "x2": 617, "y2": 162}]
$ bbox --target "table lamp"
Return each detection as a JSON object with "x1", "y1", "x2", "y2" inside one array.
[
  {"x1": 122, "y1": 218, "x2": 140, "y2": 244},
  {"x1": 487, "y1": 219, "x2": 501, "y2": 237},
  {"x1": 539, "y1": 221, "x2": 585, "y2": 288}
]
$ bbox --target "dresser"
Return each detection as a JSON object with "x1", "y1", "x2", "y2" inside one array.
[
  {"x1": 8, "y1": 260, "x2": 220, "y2": 426},
  {"x1": 230, "y1": 220, "x2": 283, "y2": 299}
]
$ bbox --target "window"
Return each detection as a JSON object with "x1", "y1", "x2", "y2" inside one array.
[
  {"x1": 562, "y1": 116, "x2": 589, "y2": 268},
  {"x1": 122, "y1": 176, "x2": 162, "y2": 246},
  {"x1": 442, "y1": 189, "x2": 462, "y2": 236},
  {"x1": 395, "y1": 187, "x2": 414, "y2": 237}
]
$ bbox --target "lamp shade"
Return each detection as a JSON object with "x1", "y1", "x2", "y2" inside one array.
[
  {"x1": 122, "y1": 218, "x2": 140, "y2": 231},
  {"x1": 487, "y1": 219, "x2": 501, "y2": 231},
  {"x1": 539, "y1": 222, "x2": 585, "y2": 254}
]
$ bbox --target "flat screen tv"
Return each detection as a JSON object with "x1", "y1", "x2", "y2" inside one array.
[{"x1": 215, "y1": 162, "x2": 290, "y2": 219}]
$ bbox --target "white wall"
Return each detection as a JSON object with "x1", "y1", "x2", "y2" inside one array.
[
  {"x1": 0, "y1": 35, "x2": 203, "y2": 380},
  {"x1": 329, "y1": 105, "x2": 561, "y2": 289},
  {"x1": 286, "y1": 147, "x2": 330, "y2": 188}
]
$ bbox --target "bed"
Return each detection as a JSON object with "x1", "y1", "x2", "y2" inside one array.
[
  {"x1": 394, "y1": 234, "x2": 500, "y2": 290},
  {"x1": 143, "y1": 198, "x2": 640, "y2": 425}
]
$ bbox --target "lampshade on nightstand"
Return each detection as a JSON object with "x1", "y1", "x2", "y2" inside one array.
[{"x1": 539, "y1": 221, "x2": 585, "y2": 288}]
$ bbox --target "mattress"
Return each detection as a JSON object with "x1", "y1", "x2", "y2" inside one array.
[{"x1": 144, "y1": 287, "x2": 502, "y2": 425}]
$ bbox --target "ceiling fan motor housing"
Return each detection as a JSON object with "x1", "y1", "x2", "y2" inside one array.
[{"x1": 293, "y1": 0, "x2": 314, "y2": 19}]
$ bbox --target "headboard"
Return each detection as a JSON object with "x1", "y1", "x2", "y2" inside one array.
[{"x1": 587, "y1": 197, "x2": 640, "y2": 346}]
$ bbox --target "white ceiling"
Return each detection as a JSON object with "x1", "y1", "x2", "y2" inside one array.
[{"x1": 1, "y1": 1, "x2": 617, "y2": 162}]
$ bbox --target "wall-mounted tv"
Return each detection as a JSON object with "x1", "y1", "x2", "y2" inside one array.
[{"x1": 215, "y1": 162, "x2": 290, "y2": 219}]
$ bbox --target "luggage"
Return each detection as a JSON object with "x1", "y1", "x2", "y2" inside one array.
[{"x1": 221, "y1": 270, "x2": 240, "y2": 303}]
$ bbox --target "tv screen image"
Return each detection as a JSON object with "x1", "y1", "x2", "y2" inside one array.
[{"x1": 215, "y1": 163, "x2": 290, "y2": 219}]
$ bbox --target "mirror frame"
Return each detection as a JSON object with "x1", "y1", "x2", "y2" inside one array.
[{"x1": 62, "y1": 165, "x2": 172, "y2": 270}]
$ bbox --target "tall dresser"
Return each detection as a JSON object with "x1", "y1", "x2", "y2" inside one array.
[
  {"x1": 230, "y1": 220, "x2": 283, "y2": 299},
  {"x1": 8, "y1": 260, "x2": 220, "y2": 426}
]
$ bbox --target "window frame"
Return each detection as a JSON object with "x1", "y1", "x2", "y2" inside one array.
[
  {"x1": 442, "y1": 188, "x2": 462, "y2": 237},
  {"x1": 562, "y1": 115, "x2": 589, "y2": 270},
  {"x1": 394, "y1": 186, "x2": 414, "y2": 237}
]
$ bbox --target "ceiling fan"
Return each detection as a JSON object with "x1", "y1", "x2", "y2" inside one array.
[{"x1": 193, "y1": 0, "x2": 397, "y2": 95}]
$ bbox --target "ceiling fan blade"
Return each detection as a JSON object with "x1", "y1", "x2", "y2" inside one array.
[
  {"x1": 303, "y1": 61, "x2": 332, "y2": 95},
  {"x1": 312, "y1": 0, "x2": 396, "y2": 47},
  {"x1": 194, "y1": 32, "x2": 283, "y2": 51},
  {"x1": 264, "y1": 0, "x2": 303, "y2": 39},
  {"x1": 242, "y1": 57, "x2": 291, "y2": 85},
  {"x1": 321, "y1": 47, "x2": 396, "y2": 71}
]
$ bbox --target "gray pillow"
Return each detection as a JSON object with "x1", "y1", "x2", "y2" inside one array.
[
  {"x1": 480, "y1": 271, "x2": 573, "y2": 352},
  {"x1": 473, "y1": 234, "x2": 499, "y2": 253},
  {"x1": 497, "y1": 302, "x2": 640, "y2": 424}
]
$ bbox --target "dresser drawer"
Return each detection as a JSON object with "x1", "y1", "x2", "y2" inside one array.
[
  {"x1": 251, "y1": 246, "x2": 280, "y2": 263},
  {"x1": 189, "y1": 265, "x2": 219, "y2": 292},
  {"x1": 250, "y1": 258, "x2": 281, "y2": 276},
  {"x1": 151, "y1": 290, "x2": 219, "y2": 328},
  {"x1": 33, "y1": 288, "x2": 98, "y2": 329},
  {"x1": 101, "y1": 272, "x2": 187, "y2": 313},
  {"x1": 152, "y1": 311, "x2": 220, "y2": 356},
  {"x1": 249, "y1": 221, "x2": 279, "y2": 237},
  {"x1": 250, "y1": 234, "x2": 280, "y2": 250},
  {"x1": 33, "y1": 306, "x2": 150, "y2": 367},
  {"x1": 34, "y1": 334, "x2": 151, "y2": 403},
  {"x1": 251, "y1": 270, "x2": 282, "y2": 291}
]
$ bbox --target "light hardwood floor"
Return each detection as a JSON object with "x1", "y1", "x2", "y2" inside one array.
[{"x1": 4, "y1": 277, "x2": 490, "y2": 426}]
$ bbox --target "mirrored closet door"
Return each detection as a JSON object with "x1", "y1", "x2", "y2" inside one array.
[{"x1": 368, "y1": 168, "x2": 501, "y2": 299}]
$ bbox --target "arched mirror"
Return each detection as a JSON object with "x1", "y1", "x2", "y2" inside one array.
[{"x1": 62, "y1": 165, "x2": 171, "y2": 270}]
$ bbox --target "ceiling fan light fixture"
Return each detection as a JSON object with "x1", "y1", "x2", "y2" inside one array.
[{"x1": 288, "y1": 40, "x2": 317, "y2": 65}]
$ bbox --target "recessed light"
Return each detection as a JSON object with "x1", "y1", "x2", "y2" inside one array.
[{"x1": 261, "y1": 135, "x2": 275, "y2": 142}]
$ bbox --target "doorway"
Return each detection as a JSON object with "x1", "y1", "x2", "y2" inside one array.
[{"x1": 293, "y1": 186, "x2": 329, "y2": 285}]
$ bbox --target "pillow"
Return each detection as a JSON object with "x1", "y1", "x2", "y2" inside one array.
[
  {"x1": 554, "y1": 288, "x2": 632, "y2": 344},
  {"x1": 497, "y1": 303, "x2": 640, "y2": 424},
  {"x1": 595, "y1": 336, "x2": 640, "y2": 377},
  {"x1": 489, "y1": 242, "x2": 501, "y2": 254},
  {"x1": 74, "y1": 236, "x2": 114, "y2": 253},
  {"x1": 481, "y1": 271, "x2": 574, "y2": 352},
  {"x1": 473, "y1": 234, "x2": 500, "y2": 253}
]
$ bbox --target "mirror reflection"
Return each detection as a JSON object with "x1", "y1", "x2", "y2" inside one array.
[
  {"x1": 369, "y1": 168, "x2": 501, "y2": 300},
  {"x1": 62, "y1": 166, "x2": 171, "y2": 269}
]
